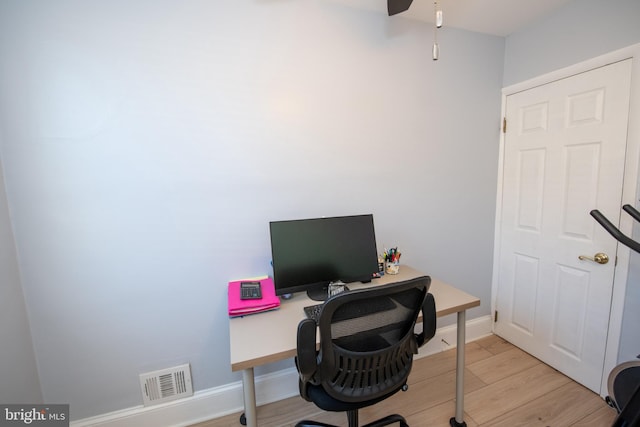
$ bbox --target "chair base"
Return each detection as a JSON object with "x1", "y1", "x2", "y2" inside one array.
[
  {"x1": 296, "y1": 412, "x2": 408, "y2": 427},
  {"x1": 365, "y1": 414, "x2": 409, "y2": 427}
]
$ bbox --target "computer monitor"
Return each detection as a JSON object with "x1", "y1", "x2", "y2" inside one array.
[{"x1": 269, "y1": 214, "x2": 379, "y2": 301}]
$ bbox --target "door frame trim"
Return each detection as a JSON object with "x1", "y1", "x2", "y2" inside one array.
[{"x1": 491, "y1": 43, "x2": 640, "y2": 397}]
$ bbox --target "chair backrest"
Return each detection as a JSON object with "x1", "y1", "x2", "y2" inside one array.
[{"x1": 312, "y1": 276, "x2": 431, "y2": 403}]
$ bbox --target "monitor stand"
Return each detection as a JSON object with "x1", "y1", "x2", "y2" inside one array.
[{"x1": 306, "y1": 287, "x2": 329, "y2": 302}]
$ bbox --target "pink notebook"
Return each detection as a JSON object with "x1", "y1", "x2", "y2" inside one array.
[{"x1": 228, "y1": 277, "x2": 280, "y2": 317}]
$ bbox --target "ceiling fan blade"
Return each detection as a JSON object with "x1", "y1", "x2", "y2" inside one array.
[{"x1": 387, "y1": 0, "x2": 413, "y2": 16}]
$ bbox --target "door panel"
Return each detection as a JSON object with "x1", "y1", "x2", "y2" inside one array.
[
  {"x1": 561, "y1": 143, "x2": 600, "y2": 238},
  {"x1": 551, "y1": 264, "x2": 588, "y2": 358},
  {"x1": 516, "y1": 149, "x2": 545, "y2": 231},
  {"x1": 495, "y1": 59, "x2": 632, "y2": 392},
  {"x1": 511, "y1": 253, "x2": 538, "y2": 333}
]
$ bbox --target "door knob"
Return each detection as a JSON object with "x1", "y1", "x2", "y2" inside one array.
[{"x1": 578, "y1": 252, "x2": 609, "y2": 264}]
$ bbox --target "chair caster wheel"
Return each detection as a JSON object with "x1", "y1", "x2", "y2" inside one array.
[{"x1": 240, "y1": 413, "x2": 246, "y2": 425}]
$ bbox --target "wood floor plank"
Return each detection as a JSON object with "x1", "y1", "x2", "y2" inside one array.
[
  {"x1": 405, "y1": 400, "x2": 479, "y2": 427},
  {"x1": 409, "y1": 342, "x2": 493, "y2": 384},
  {"x1": 252, "y1": 396, "x2": 321, "y2": 427},
  {"x1": 571, "y1": 404, "x2": 617, "y2": 426},
  {"x1": 474, "y1": 334, "x2": 513, "y2": 355},
  {"x1": 483, "y1": 381, "x2": 609, "y2": 427},
  {"x1": 467, "y1": 347, "x2": 540, "y2": 384},
  {"x1": 189, "y1": 412, "x2": 239, "y2": 427},
  {"x1": 465, "y1": 363, "x2": 571, "y2": 424}
]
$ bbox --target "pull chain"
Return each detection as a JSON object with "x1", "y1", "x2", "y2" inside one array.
[{"x1": 432, "y1": 1, "x2": 442, "y2": 60}]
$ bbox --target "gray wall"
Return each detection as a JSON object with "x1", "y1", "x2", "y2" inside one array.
[
  {"x1": 0, "y1": 154, "x2": 42, "y2": 404},
  {"x1": 504, "y1": 0, "x2": 640, "y2": 86},
  {"x1": 503, "y1": 0, "x2": 640, "y2": 363},
  {"x1": 0, "y1": 0, "x2": 503, "y2": 420}
]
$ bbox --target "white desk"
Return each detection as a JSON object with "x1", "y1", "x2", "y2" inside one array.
[{"x1": 229, "y1": 266, "x2": 480, "y2": 427}]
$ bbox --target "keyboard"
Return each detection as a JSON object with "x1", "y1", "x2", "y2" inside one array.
[
  {"x1": 304, "y1": 296, "x2": 397, "y2": 324},
  {"x1": 303, "y1": 304, "x2": 323, "y2": 323}
]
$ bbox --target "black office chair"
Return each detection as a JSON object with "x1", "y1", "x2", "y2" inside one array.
[{"x1": 294, "y1": 276, "x2": 436, "y2": 427}]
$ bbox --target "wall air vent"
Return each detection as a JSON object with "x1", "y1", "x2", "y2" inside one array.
[{"x1": 139, "y1": 363, "x2": 193, "y2": 406}]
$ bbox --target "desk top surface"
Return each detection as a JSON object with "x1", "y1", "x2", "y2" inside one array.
[{"x1": 229, "y1": 266, "x2": 480, "y2": 371}]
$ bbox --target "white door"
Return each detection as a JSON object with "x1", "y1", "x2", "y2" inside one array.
[{"x1": 494, "y1": 59, "x2": 632, "y2": 392}]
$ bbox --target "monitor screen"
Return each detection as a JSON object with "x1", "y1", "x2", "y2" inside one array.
[{"x1": 269, "y1": 214, "x2": 379, "y2": 301}]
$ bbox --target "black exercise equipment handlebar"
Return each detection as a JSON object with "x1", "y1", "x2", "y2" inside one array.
[{"x1": 590, "y1": 204, "x2": 640, "y2": 254}]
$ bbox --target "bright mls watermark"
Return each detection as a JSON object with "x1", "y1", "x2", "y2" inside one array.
[{"x1": 0, "y1": 405, "x2": 69, "y2": 426}]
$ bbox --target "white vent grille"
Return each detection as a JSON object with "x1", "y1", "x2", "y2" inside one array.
[{"x1": 139, "y1": 363, "x2": 193, "y2": 406}]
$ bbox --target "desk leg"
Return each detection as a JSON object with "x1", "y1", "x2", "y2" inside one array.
[
  {"x1": 450, "y1": 310, "x2": 467, "y2": 427},
  {"x1": 242, "y1": 368, "x2": 257, "y2": 427}
]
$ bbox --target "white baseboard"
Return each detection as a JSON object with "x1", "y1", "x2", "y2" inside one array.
[
  {"x1": 416, "y1": 313, "x2": 493, "y2": 359},
  {"x1": 71, "y1": 315, "x2": 492, "y2": 427}
]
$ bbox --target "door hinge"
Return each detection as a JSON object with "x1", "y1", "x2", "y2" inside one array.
[
  {"x1": 502, "y1": 117, "x2": 507, "y2": 133},
  {"x1": 494, "y1": 310, "x2": 499, "y2": 322}
]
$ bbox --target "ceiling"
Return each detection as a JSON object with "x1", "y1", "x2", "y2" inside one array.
[{"x1": 332, "y1": 0, "x2": 574, "y2": 37}]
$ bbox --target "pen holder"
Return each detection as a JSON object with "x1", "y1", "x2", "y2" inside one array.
[{"x1": 385, "y1": 261, "x2": 400, "y2": 275}]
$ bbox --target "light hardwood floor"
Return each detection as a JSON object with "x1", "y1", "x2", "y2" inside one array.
[{"x1": 191, "y1": 335, "x2": 617, "y2": 427}]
